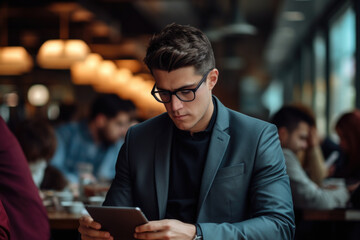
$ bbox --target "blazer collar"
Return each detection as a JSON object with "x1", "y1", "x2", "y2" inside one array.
[
  {"x1": 154, "y1": 96, "x2": 231, "y2": 219},
  {"x1": 196, "y1": 96, "x2": 230, "y2": 217}
]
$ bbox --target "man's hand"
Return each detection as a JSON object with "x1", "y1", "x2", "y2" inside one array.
[
  {"x1": 78, "y1": 215, "x2": 113, "y2": 240},
  {"x1": 134, "y1": 219, "x2": 196, "y2": 240},
  {"x1": 308, "y1": 127, "x2": 320, "y2": 148}
]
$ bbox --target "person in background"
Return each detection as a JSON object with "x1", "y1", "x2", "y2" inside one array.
[
  {"x1": 15, "y1": 119, "x2": 68, "y2": 191},
  {"x1": 50, "y1": 94, "x2": 136, "y2": 183},
  {"x1": 0, "y1": 116, "x2": 50, "y2": 240},
  {"x1": 292, "y1": 104, "x2": 328, "y2": 186},
  {"x1": 0, "y1": 201, "x2": 10, "y2": 240},
  {"x1": 335, "y1": 109, "x2": 360, "y2": 182},
  {"x1": 79, "y1": 23, "x2": 295, "y2": 240},
  {"x1": 271, "y1": 105, "x2": 350, "y2": 209}
]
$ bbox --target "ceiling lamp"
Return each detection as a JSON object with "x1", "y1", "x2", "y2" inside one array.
[
  {"x1": 92, "y1": 60, "x2": 118, "y2": 93},
  {"x1": 0, "y1": 46, "x2": 33, "y2": 75},
  {"x1": 71, "y1": 53, "x2": 103, "y2": 84},
  {"x1": 37, "y1": 39, "x2": 90, "y2": 69},
  {"x1": 37, "y1": 4, "x2": 90, "y2": 69},
  {"x1": 115, "y1": 59, "x2": 143, "y2": 73},
  {"x1": 205, "y1": 0, "x2": 256, "y2": 41}
]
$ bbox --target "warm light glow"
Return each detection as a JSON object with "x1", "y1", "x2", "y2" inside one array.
[
  {"x1": 115, "y1": 59, "x2": 143, "y2": 73},
  {"x1": 71, "y1": 53, "x2": 103, "y2": 84},
  {"x1": 0, "y1": 46, "x2": 33, "y2": 75},
  {"x1": 37, "y1": 39, "x2": 90, "y2": 69},
  {"x1": 27, "y1": 84, "x2": 50, "y2": 106},
  {"x1": 92, "y1": 60, "x2": 118, "y2": 93}
]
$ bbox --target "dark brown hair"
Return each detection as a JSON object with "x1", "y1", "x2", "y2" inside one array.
[
  {"x1": 144, "y1": 23, "x2": 215, "y2": 75},
  {"x1": 271, "y1": 105, "x2": 314, "y2": 133},
  {"x1": 15, "y1": 119, "x2": 57, "y2": 163},
  {"x1": 335, "y1": 109, "x2": 360, "y2": 176}
]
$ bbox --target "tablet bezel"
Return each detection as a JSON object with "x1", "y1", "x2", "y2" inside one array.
[{"x1": 85, "y1": 205, "x2": 148, "y2": 240}]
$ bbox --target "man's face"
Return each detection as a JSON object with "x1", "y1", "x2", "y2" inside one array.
[
  {"x1": 152, "y1": 66, "x2": 217, "y2": 133},
  {"x1": 282, "y1": 121, "x2": 310, "y2": 154},
  {"x1": 99, "y1": 112, "x2": 131, "y2": 144}
]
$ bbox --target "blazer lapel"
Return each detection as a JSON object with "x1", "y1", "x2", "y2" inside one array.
[
  {"x1": 154, "y1": 123, "x2": 173, "y2": 219},
  {"x1": 197, "y1": 97, "x2": 230, "y2": 218}
]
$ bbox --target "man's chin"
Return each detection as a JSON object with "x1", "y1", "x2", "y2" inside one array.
[{"x1": 173, "y1": 121, "x2": 190, "y2": 131}]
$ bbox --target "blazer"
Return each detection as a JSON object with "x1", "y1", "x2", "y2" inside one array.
[{"x1": 104, "y1": 96, "x2": 295, "y2": 239}]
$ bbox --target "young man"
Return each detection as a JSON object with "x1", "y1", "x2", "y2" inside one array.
[
  {"x1": 51, "y1": 94, "x2": 136, "y2": 183},
  {"x1": 271, "y1": 106, "x2": 349, "y2": 209},
  {"x1": 79, "y1": 23, "x2": 295, "y2": 239}
]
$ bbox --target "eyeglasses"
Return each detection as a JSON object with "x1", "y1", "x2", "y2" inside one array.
[{"x1": 151, "y1": 69, "x2": 212, "y2": 103}]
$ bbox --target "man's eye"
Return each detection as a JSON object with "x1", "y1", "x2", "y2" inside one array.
[
  {"x1": 179, "y1": 90, "x2": 192, "y2": 95},
  {"x1": 159, "y1": 92, "x2": 170, "y2": 97}
]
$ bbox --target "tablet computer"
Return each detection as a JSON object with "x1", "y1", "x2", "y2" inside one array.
[{"x1": 85, "y1": 205, "x2": 148, "y2": 240}]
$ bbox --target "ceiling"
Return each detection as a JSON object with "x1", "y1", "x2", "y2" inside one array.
[
  {"x1": 1, "y1": 0, "x2": 284, "y2": 110},
  {"x1": 266, "y1": 0, "x2": 341, "y2": 74}
]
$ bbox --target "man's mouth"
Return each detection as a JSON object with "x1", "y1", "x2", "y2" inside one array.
[{"x1": 173, "y1": 114, "x2": 187, "y2": 120}]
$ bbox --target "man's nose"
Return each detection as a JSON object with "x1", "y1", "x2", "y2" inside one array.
[{"x1": 170, "y1": 95, "x2": 183, "y2": 111}]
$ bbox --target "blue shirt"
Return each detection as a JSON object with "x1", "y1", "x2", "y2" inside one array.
[{"x1": 50, "y1": 121, "x2": 123, "y2": 183}]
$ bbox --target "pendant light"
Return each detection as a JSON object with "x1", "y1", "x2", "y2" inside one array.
[
  {"x1": 37, "y1": 4, "x2": 90, "y2": 69},
  {"x1": 0, "y1": 4, "x2": 33, "y2": 75}
]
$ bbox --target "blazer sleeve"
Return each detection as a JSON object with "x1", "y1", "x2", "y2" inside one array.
[
  {"x1": 103, "y1": 129, "x2": 134, "y2": 207},
  {"x1": 199, "y1": 125, "x2": 295, "y2": 240}
]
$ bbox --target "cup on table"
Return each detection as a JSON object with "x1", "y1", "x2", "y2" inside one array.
[
  {"x1": 88, "y1": 196, "x2": 105, "y2": 206},
  {"x1": 61, "y1": 201, "x2": 84, "y2": 214}
]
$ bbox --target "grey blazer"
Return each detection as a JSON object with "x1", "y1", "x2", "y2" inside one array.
[{"x1": 104, "y1": 96, "x2": 295, "y2": 239}]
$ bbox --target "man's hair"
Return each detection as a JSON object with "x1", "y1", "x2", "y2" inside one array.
[
  {"x1": 144, "y1": 23, "x2": 215, "y2": 75},
  {"x1": 15, "y1": 119, "x2": 57, "y2": 163},
  {"x1": 90, "y1": 94, "x2": 136, "y2": 120},
  {"x1": 271, "y1": 105, "x2": 315, "y2": 133}
]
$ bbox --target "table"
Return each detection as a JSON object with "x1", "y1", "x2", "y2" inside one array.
[
  {"x1": 302, "y1": 209, "x2": 360, "y2": 221},
  {"x1": 48, "y1": 211, "x2": 82, "y2": 230}
]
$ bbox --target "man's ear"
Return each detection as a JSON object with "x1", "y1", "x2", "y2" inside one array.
[
  {"x1": 278, "y1": 127, "x2": 289, "y2": 147},
  {"x1": 207, "y1": 68, "x2": 218, "y2": 90}
]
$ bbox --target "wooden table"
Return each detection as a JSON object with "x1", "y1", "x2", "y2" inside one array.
[
  {"x1": 302, "y1": 209, "x2": 360, "y2": 221},
  {"x1": 48, "y1": 211, "x2": 82, "y2": 230}
]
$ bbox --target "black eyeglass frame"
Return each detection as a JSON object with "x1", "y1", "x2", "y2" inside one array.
[{"x1": 151, "y1": 69, "x2": 213, "y2": 103}]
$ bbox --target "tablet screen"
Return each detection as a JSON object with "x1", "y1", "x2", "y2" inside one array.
[{"x1": 85, "y1": 206, "x2": 148, "y2": 240}]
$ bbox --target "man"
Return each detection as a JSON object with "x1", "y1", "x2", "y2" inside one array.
[
  {"x1": 271, "y1": 106, "x2": 349, "y2": 209},
  {"x1": 79, "y1": 23, "x2": 295, "y2": 239},
  {"x1": 51, "y1": 94, "x2": 136, "y2": 183},
  {"x1": 0, "y1": 116, "x2": 50, "y2": 240}
]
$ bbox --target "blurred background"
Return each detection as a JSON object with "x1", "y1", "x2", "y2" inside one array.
[{"x1": 0, "y1": 0, "x2": 359, "y2": 140}]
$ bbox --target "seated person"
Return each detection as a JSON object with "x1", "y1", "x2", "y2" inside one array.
[
  {"x1": 50, "y1": 94, "x2": 136, "y2": 183},
  {"x1": 271, "y1": 106, "x2": 350, "y2": 209},
  {"x1": 335, "y1": 109, "x2": 360, "y2": 182},
  {"x1": 292, "y1": 104, "x2": 328, "y2": 186},
  {"x1": 79, "y1": 23, "x2": 295, "y2": 240},
  {"x1": 15, "y1": 119, "x2": 68, "y2": 191},
  {"x1": 0, "y1": 116, "x2": 50, "y2": 240}
]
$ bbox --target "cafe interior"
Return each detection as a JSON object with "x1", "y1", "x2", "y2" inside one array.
[{"x1": 1, "y1": 0, "x2": 360, "y2": 239}]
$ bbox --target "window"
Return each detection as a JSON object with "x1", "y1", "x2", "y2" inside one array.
[{"x1": 329, "y1": 5, "x2": 356, "y2": 137}]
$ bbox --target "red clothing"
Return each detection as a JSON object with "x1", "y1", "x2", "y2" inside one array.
[
  {"x1": 0, "y1": 117, "x2": 50, "y2": 240},
  {"x1": 0, "y1": 201, "x2": 10, "y2": 240}
]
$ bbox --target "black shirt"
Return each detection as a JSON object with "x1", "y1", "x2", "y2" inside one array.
[{"x1": 165, "y1": 99, "x2": 217, "y2": 223}]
